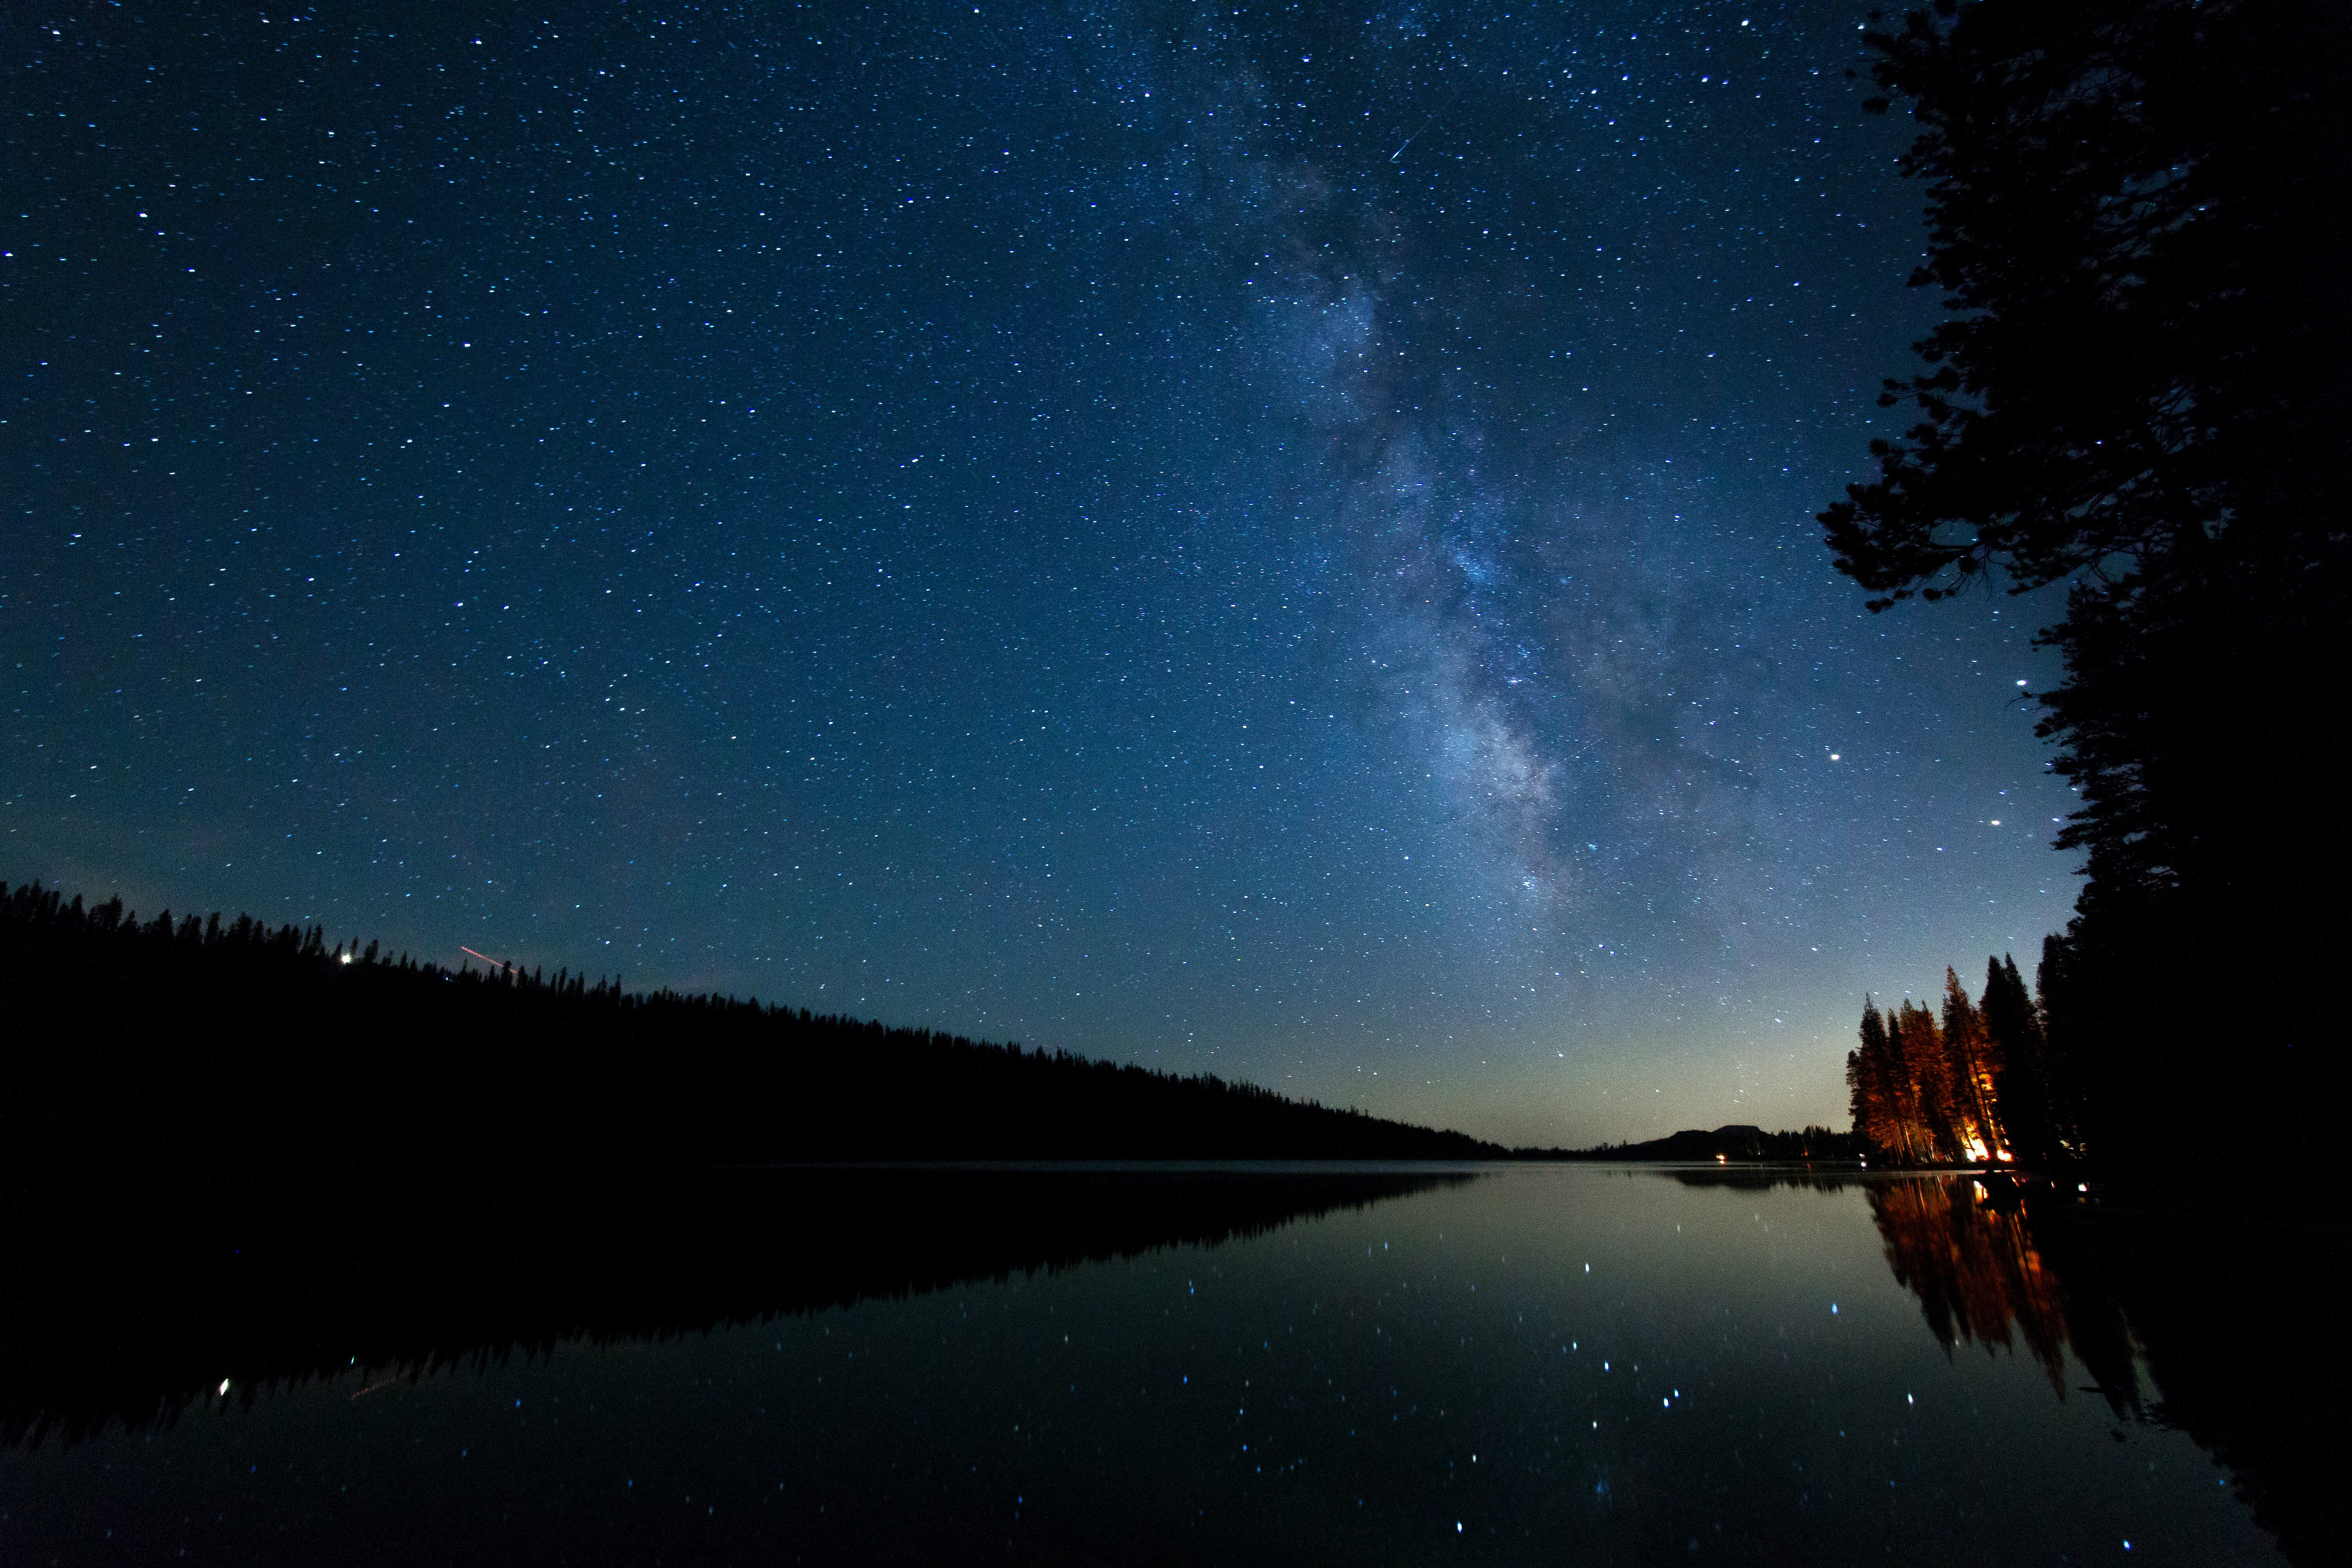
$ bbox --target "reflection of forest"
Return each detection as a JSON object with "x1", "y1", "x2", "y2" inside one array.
[
  {"x1": 1869, "y1": 1177, "x2": 2106, "y2": 1403},
  {"x1": 1867, "y1": 1176, "x2": 2347, "y2": 1568},
  {"x1": 0, "y1": 1167, "x2": 1474, "y2": 1452}
]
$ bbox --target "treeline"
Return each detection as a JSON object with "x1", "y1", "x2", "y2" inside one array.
[
  {"x1": 1847, "y1": 955, "x2": 2070, "y2": 1168},
  {"x1": 0, "y1": 878, "x2": 1497, "y2": 1210}
]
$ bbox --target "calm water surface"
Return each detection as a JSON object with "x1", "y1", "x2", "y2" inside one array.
[{"x1": 0, "y1": 1166, "x2": 2296, "y2": 1564}]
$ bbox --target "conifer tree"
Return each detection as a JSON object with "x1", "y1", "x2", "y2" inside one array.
[
  {"x1": 1849, "y1": 1002, "x2": 1902, "y2": 1155},
  {"x1": 1895, "y1": 1000, "x2": 1963, "y2": 1163},
  {"x1": 1940, "y1": 968, "x2": 2002, "y2": 1160},
  {"x1": 1982, "y1": 953, "x2": 2059, "y2": 1167}
]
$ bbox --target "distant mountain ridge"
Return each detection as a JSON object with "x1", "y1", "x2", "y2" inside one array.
[{"x1": 1535, "y1": 1123, "x2": 1865, "y2": 1162}]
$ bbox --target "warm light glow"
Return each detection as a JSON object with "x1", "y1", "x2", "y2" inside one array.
[{"x1": 1716, "y1": 1153, "x2": 1728, "y2": 1164}]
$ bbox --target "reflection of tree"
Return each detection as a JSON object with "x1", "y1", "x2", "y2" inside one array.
[
  {"x1": 1866, "y1": 1175, "x2": 2348, "y2": 1566},
  {"x1": 2107, "y1": 1223, "x2": 2347, "y2": 1568},
  {"x1": 1866, "y1": 1177, "x2": 2131, "y2": 1410}
]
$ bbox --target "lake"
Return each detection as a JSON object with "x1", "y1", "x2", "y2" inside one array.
[{"x1": 0, "y1": 1164, "x2": 2322, "y2": 1564}]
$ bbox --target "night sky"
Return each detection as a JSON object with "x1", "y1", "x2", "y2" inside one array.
[{"x1": 3, "y1": 1, "x2": 2080, "y2": 1146}]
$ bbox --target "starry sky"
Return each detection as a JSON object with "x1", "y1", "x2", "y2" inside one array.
[{"x1": 2, "y1": 0, "x2": 2081, "y2": 1147}]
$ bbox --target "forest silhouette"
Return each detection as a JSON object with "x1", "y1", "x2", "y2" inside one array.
[
  {"x1": 0, "y1": 878, "x2": 1497, "y2": 1201},
  {"x1": 1820, "y1": 0, "x2": 2345, "y2": 1177}
]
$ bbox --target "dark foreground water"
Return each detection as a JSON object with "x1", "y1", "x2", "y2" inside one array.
[{"x1": 0, "y1": 1165, "x2": 2332, "y2": 1565}]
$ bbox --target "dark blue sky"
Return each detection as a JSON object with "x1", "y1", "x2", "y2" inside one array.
[{"x1": 3, "y1": 0, "x2": 2078, "y2": 1145}]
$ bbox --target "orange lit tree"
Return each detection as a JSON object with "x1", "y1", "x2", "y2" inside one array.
[{"x1": 1849, "y1": 958, "x2": 2065, "y2": 1165}]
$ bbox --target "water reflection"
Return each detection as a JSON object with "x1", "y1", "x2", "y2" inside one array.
[
  {"x1": 1867, "y1": 1176, "x2": 2099, "y2": 1403},
  {"x1": 1, "y1": 1165, "x2": 2327, "y2": 1566},
  {"x1": 1849, "y1": 1172, "x2": 2340, "y2": 1565},
  {"x1": 1663, "y1": 1167, "x2": 1859, "y2": 1196},
  {"x1": 1662, "y1": 1162, "x2": 2343, "y2": 1565},
  {"x1": 0, "y1": 1164, "x2": 1476, "y2": 1451},
  {"x1": 1669, "y1": 1167, "x2": 2128, "y2": 1404}
]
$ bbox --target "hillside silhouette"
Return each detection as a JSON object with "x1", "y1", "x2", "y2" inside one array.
[
  {"x1": 1544, "y1": 1124, "x2": 1864, "y2": 1162},
  {"x1": 0, "y1": 878, "x2": 1499, "y2": 1216}
]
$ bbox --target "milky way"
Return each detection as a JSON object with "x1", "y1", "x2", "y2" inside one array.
[{"x1": 2, "y1": 1, "x2": 2080, "y2": 1142}]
